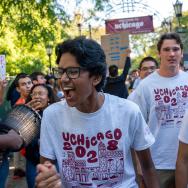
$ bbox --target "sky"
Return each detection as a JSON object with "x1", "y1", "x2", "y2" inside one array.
[
  {"x1": 65, "y1": 0, "x2": 188, "y2": 28},
  {"x1": 146, "y1": 0, "x2": 188, "y2": 26},
  {"x1": 148, "y1": 0, "x2": 188, "y2": 18}
]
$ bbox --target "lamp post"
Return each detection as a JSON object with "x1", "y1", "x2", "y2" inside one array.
[
  {"x1": 88, "y1": 24, "x2": 92, "y2": 38},
  {"x1": 75, "y1": 10, "x2": 83, "y2": 36},
  {"x1": 173, "y1": 0, "x2": 183, "y2": 28},
  {"x1": 46, "y1": 44, "x2": 53, "y2": 74}
]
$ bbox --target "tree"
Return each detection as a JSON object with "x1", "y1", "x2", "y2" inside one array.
[{"x1": 0, "y1": 0, "x2": 71, "y2": 75}]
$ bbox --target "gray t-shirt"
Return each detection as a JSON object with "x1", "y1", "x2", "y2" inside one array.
[
  {"x1": 40, "y1": 94, "x2": 154, "y2": 188},
  {"x1": 128, "y1": 70, "x2": 188, "y2": 170}
]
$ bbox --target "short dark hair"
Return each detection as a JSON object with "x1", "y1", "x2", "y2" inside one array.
[
  {"x1": 139, "y1": 56, "x2": 158, "y2": 70},
  {"x1": 157, "y1": 32, "x2": 183, "y2": 52},
  {"x1": 30, "y1": 72, "x2": 45, "y2": 81},
  {"x1": 55, "y1": 37, "x2": 107, "y2": 92},
  {"x1": 109, "y1": 65, "x2": 118, "y2": 77},
  {"x1": 14, "y1": 73, "x2": 31, "y2": 87}
]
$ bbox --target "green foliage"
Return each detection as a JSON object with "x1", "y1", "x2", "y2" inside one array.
[
  {"x1": 0, "y1": 0, "x2": 70, "y2": 76},
  {"x1": 130, "y1": 32, "x2": 159, "y2": 70},
  {"x1": 1, "y1": 0, "x2": 188, "y2": 76}
]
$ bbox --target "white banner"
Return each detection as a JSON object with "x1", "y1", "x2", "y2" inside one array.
[{"x1": 0, "y1": 55, "x2": 6, "y2": 80}]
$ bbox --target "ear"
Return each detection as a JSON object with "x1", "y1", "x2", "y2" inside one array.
[
  {"x1": 33, "y1": 80, "x2": 37, "y2": 85},
  {"x1": 16, "y1": 86, "x2": 21, "y2": 93},
  {"x1": 138, "y1": 70, "x2": 141, "y2": 76},
  {"x1": 92, "y1": 75, "x2": 102, "y2": 87},
  {"x1": 181, "y1": 50, "x2": 184, "y2": 59}
]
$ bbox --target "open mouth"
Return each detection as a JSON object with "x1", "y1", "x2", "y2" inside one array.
[{"x1": 63, "y1": 86, "x2": 75, "y2": 100}]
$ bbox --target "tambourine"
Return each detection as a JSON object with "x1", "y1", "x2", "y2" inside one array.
[{"x1": 2, "y1": 105, "x2": 41, "y2": 146}]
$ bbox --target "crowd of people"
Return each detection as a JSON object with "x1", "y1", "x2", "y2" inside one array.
[{"x1": 0, "y1": 32, "x2": 188, "y2": 188}]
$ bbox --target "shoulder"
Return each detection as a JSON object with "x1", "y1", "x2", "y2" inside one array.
[
  {"x1": 43, "y1": 100, "x2": 67, "y2": 116},
  {"x1": 179, "y1": 70, "x2": 188, "y2": 78},
  {"x1": 141, "y1": 71, "x2": 157, "y2": 84},
  {"x1": 105, "y1": 93, "x2": 140, "y2": 113}
]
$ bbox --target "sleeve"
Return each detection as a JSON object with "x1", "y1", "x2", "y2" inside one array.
[
  {"x1": 39, "y1": 109, "x2": 56, "y2": 160},
  {"x1": 119, "y1": 56, "x2": 131, "y2": 81},
  {"x1": 179, "y1": 110, "x2": 188, "y2": 144},
  {"x1": 128, "y1": 84, "x2": 149, "y2": 122},
  {"x1": 130, "y1": 106, "x2": 155, "y2": 151}
]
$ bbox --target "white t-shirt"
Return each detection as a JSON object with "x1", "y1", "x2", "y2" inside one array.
[
  {"x1": 40, "y1": 93, "x2": 154, "y2": 188},
  {"x1": 128, "y1": 70, "x2": 188, "y2": 170},
  {"x1": 132, "y1": 77, "x2": 141, "y2": 90},
  {"x1": 179, "y1": 110, "x2": 188, "y2": 144}
]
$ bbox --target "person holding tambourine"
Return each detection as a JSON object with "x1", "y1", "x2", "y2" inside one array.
[{"x1": 0, "y1": 79, "x2": 24, "y2": 188}]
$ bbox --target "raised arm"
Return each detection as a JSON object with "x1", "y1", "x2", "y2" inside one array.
[{"x1": 120, "y1": 48, "x2": 131, "y2": 81}]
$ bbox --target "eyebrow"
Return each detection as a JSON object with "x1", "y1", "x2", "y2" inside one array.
[{"x1": 20, "y1": 81, "x2": 32, "y2": 84}]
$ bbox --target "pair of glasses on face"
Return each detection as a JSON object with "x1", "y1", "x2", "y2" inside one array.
[
  {"x1": 53, "y1": 67, "x2": 86, "y2": 79},
  {"x1": 30, "y1": 91, "x2": 47, "y2": 98}
]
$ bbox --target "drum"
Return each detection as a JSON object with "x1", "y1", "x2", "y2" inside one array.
[{"x1": 2, "y1": 105, "x2": 41, "y2": 146}]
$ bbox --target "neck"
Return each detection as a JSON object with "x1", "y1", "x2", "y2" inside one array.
[
  {"x1": 158, "y1": 66, "x2": 179, "y2": 77},
  {"x1": 20, "y1": 95, "x2": 27, "y2": 100},
  {"x1": 77, "y1": 92, "x2": 104, "y2": 113}
]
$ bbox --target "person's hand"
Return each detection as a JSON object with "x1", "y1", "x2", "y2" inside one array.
[
  {"x1": 126, "y1": 48, "x2": 131, "y2": 57},
  {"x1": 36, "y1": 161, "x2": 62, "y2": 188},
  {"x1": 7, "y1": 129, "x2": 24, "y2": 150},
  {"x1": 26, "y1": 99, "x2": 44, "y2": 111},
  {"x1": 0, "y1": 79, "x2": 7, "y2": 105}
]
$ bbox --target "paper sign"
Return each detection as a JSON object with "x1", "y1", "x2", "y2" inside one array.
[
  {"x1": 101, "y1": 32, "x2": 129, "y2": 68},
  {"x1": 0, "y1": 55, "x2": 6, "y2": 80}
]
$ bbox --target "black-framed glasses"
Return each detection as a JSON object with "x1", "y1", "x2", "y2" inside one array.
[
  {"x1": 30, "y1": 91, "x2": 48, "y2": 98},
  {"x1": 53, "y1": 67, "x2": 86, "y2": 79}
]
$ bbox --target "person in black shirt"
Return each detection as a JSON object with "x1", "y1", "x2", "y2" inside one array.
[{"x1": 103, "y1": 48, "x2": 131, "y2": 98}]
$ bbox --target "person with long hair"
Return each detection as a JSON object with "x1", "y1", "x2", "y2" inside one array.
[{"x1": 25, "y1": 84, "x2": 57, "y2": 188}]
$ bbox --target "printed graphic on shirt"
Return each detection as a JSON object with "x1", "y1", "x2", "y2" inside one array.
[
  {"x1": 154, "y1": 85, "x2": 188, "y2": 127},
  {"x1": 61, "y1": 128, "x2": 124, "y2": 187}
]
